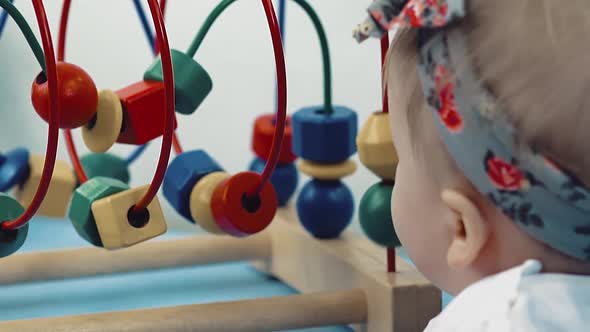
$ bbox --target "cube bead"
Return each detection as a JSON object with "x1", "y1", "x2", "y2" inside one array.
[
  {"x1": 15, "y1": 155, "x2": 77, "y2": 218},
  {"x1": 163, "y1": 150, "x2": 224, "y2": 222},
  {"x1": 292, "y1": 106, "x2": 358, "y2": 163},
  {"x1": 357, "y1": 112, "x2": 398, "y2": 180},
  {"x1": 91, "y1": 185, "x2": 167, "y2": 250},
  {"x1": 0, "y1": 193, "x2": 28, "y2": 257},
  {"x1": 144, "y1": 49, "x2": 212, "y2": 115},
  {"x1": 68, "y1": 177, "x2": 129, "y2": 247},
  {"x1": 116, "y1": 81, "x2": 178, "y2": 145}
]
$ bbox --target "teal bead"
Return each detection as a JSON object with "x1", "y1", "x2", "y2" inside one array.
[
  {"x1": 0, "y1": 193, "x2": 28, "y2": 257},
  {"x1": 68, "y1": 177, "x2": 129, "y2": 247},
  {"x1": 80, "y1": 153, "x2": 130, "y2": 184},
  {"x1": 359, "y1": 181, "x2": 401, "y2": 248},
  {"x1": 144, "y1": 49, "x2": 212, "y2": 115}
]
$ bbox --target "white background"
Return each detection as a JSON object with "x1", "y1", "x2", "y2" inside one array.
[{"x1": 0, "y1": 1, "x2": 386, "y2": 231}]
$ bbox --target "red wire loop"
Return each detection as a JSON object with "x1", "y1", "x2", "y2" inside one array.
[
  {"x1": 254, "y1": 0, "x2": 287, "y2": 197},
  {"x1": 380, "y1": 32, "x2": 389, "y2": 114},
  {"x1": 2, "y1": 0, "x2": 60, "y2": 230},
  {"x1": 57, "y1": 0, "x2": 174, "y2": 211},
  {"x1": 133, "y1": 0, "x2": 175, "y2": 211}
]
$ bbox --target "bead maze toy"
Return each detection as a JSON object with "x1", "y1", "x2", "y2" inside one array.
[{"x1": 0, "y1": 1, "x2": 441, "y2": 331}]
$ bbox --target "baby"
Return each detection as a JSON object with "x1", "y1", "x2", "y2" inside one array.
[{"x1": 356, "y1": 0, "x2": 590, "y2": 330}]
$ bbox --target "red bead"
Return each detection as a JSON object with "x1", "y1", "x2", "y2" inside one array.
[
  {"x1": 252, "y1": 114, "x2": 296, "y2": 163},
  {"x1": 115, "y1": 81, "x2": 177, "y2": 145},
  {"x1": 211, "y1": 171, "x2": 278, "y2": 237},
  {"x1": 31, "y1": 62, "x2": 98, "y2": 129}
]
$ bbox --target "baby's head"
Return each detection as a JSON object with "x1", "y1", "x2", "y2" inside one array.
[{"x1": 370, "y1": 0, "x2": 590, "y2": 295}]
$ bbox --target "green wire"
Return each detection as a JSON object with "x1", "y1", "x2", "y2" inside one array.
[
  {"x1": 0, "y1": 0, "x2": 45, "y2": 71},
  {"x1": 187, "y1": 0, "x2": 333, "y2": 113}
]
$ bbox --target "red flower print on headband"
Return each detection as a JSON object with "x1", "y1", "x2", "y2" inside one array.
[
  {"x1": 434, "y1": 65, "x2": 463, "y2": 133},
  {"x1": 485, "y1": 152, "x2": 527, "y2": 191},
  {"x1": 401, "y1": 0, "x2": 450, "y2": 27}
]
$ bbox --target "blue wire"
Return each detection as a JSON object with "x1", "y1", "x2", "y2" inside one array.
[
  {"x1": 0, "y1": 0, "x2": 14, "y2": 39},
  {"x1": 132, "y1": 0, "x2": 156, "y2": 53},
  {"x1": 126, "y1": 142, "x2": 149, "y2": 164}
]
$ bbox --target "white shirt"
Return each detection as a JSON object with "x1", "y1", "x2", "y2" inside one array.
[{"x1": 425, "y1": 260, "x2": 590, "y2": 331}]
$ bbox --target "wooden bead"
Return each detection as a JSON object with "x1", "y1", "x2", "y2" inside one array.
[
  {"x1": 31, "y1": 62, "x2": 98, "y2": 129},
  {"x1": 189, "y1": 171, "x2": 230, "y2": 234},
  {"x1": 357, "y1": 112, "x2": 398, "y2": 180},
  {"x1": 0, "y1": 193, "x2": 28, "y2": 257},
  {"x1": 298, "y1": 159, "x2": 357, "y2": 180},
  {"x1": 249, "y1": 158, "x2": 298, "y2": 206},
  {"x1": 90, "y1": 185, "x2": 167, "y2": 249},
  {"x1": 144, "y1": 49, "x2": 212, "y2": 115},
  {"x1": 292, "y1": 105, "x2": 358, "y2": 163},
  {"x1": 211, "y1": 172, "x2": 277, "y2": 237},
  {"x1": 82, "y1": 90, "x2": 123, "y2": 153},
  {"x1": 80, "y1": 153, "x2": 130, "y2": 184},
  {"x1": 68, "y1": 177, "x2": 129, "y2": 247},
  {"x1": 15, "y1": 155, "x2": 76, "y2": 218},
  {"x1": 163, "y1": 150, "x2": 224, "y2": 223},
  {"x1": 252, "y1": 114, "x2": 296, "y2": 164},
  {"x1": 359, "y1": 181, "x2": 401, "y2": 248},
  {"x1": 0, "y1": 148, "x2": 30, "y2": 192},
  {"x1": 115, "y1": 81, "x2": 178, "y2": 145}
]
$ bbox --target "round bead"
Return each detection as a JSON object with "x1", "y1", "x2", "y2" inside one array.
[
  {"x1": 82, "y1": 90, "x2": 123, "y2": 153},
  {"x1": 296, "y1": 179, "x2": 354, "y2": 239},
  {"x1": 189, "y1": 171, "x2": 230, "y2": 234},
  {"x1": 211, "y1": 172, "x2": 278, "y2": 237},
  {"x1": 357, "y1": 112, "x2": 398, "y2": 180},
  {"x1": 68, "y1": 177, "x2": 129, "y2": 247},
  {"x1": 80, "y1": 153, "x2": 130, "y2": 184},
  {"x1": 0, "y1": 193, "x2": 28, "y2": 257},
  {"x1": 252, "y1": 114, "x2": 296, "y2": 164},
  {"x1": 298, "y1": 159, "x2": 357, "y2": 180},
  {"x1": 292, "y1": 105, "x2": 358, "y2": 163},
  {"x1": 163, "y1": 150, "x2": 224, "y2": 222},
  {"x1": 144, "y1": 49, "x2": 212, "y2": 115},
  {"x1": 359, "y1": 181, "x2": 401, "y2": 248},
  {"x1": 249, "y1": 158, "x2": 298, "y2": 206},
  {"x1": 31, "y1": 62, "x2": 98, "y2": 129},
  {"x1": 0, "y1": 148, "x2": 30, "y2": 192}
]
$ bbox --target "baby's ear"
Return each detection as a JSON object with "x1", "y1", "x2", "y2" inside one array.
[{"x1": 441, "y1": 189, "x2": 490, "y2": 268}]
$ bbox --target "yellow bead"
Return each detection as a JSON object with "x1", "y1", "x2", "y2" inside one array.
[
  {"x1": 90, "y1": 185, "x2": 167, "y2": 249},
  {"x1": 189, "y1": 171, "x2": 229, "y2": 234},
  {"x1": 356, "y1": 112, "x2": 398, "y2": 180},
  {"x1": 15, "y1": 155, "x2": 76, "y2": 218},
  {"x1": 298, "y1": 159, "x2": 357, "y2": 180},
  {"x1": 82, "y1": 90, "x2": 123, "y2": 153}
]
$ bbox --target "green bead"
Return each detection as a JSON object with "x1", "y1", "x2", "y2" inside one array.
[
  {"x1": 80, "y1": 153, "x2": 130, "y2": 184},
  {"x1": 359, "y1": 182, "x2": 401, "y2": 248},
  {"x1": 0, "y1": 193, "x2": 27, "y2": 257},
  {"x1": 68, "y1": 177, "x2": 129, "y2": 247},
  {"x1": 144, "y1": 49, "x2": 212, "y2": 115}
]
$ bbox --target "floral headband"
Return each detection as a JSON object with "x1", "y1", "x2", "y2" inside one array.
[{"x1": 355, "y1": 0, "x2": 590, "y2": 261}]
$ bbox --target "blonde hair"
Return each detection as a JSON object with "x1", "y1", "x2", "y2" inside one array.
[{"x1": 387, "y1": 0, "x2": 590, "y2": 186}]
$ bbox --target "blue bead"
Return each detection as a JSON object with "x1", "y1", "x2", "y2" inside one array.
[
  {"x1": 249, "y1": 157, "x2": 298, "y2": 206},
  {"x1": 163, "y1": 150, "x2": 224, "y2": 222},
  {"x1": 0, "y1": 148, "x2": 30, "y2": 192},
  {"x1": 296, "y1": 179, "x2": 354, "y2": 239},
  {"x1": 292, "y1": 106, "x2": 358, "y2": 163}
]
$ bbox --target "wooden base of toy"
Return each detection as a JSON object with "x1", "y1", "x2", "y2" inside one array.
[{"x1": 0, "y1": 207, "x2": 440, "y2": 331}]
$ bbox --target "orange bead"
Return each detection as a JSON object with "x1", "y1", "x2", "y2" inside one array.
[
  {"x1": 116, "y1": 81, "x2": 177, "y2": 145},
  {"x1": 252, "y1": 114, "x2": 296, "y2": 163},
  {"x1": 31, "y1": 62, "x2": 98, "y2": 129},
  {"x1": 211, "y1": 172, "x2": 278, "y2": 237}
]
